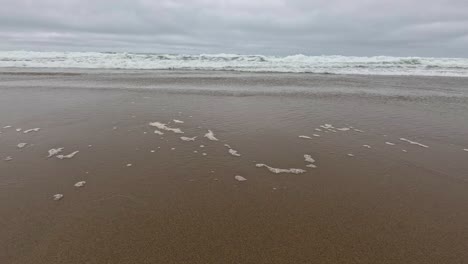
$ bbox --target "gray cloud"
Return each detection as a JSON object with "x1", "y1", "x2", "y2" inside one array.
[{"x1": 1, "y1": 0, "x2": 467, "y2": 57}]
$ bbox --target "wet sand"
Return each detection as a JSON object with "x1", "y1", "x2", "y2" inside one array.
[{"x1": 1, "y1": 69, "x2": 468, "y2": 264}]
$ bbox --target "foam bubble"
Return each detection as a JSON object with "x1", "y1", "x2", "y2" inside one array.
[
  {"x1": 200, "y1": 145, "x2": 205, "y2": 148},
  {"x1": 204, "y1": 130, "x2": 218, "y2": 141},
  {"x1": 202, "y1": 153, "x2": 207, "y2": 156},
  {"x1": 3, "y1": 125, "x2": 11, "y2": 128},
  {"x1": 4, "y1": 156, "x2": 13, "y2": 161},
  {"x1": 149, "y1": 122, "x2": 183, "y2": 134},
  {"x1": 464, "y1": 149, "x2": 468, "y2": 152},
  {"x1": 385, "y1": 142, "x2": 396, "y2": 146},
  {"x1": 173, "y1": 119, "x2": 184, "y2": 123},
  {"x1": 255, "y1": 163, "x2": 306, "y2": 174},
  {"x1": 363, "y1": 145, "x2": 371, "y2": 149},
  {"x1": 52, "y1": 194, "x2": 63, "y2": 201},
  {"x1": 57, "y1": 151, "x2": 79, "y2": 159},
  {"x1": 48, "y1": 147, "x2": 64, "y2": 158},
  {"x1": 74, "y1": 181, "x2": 86, "y2": 187},
  {"x1": 304, "y1": 154, "x2": 317, "y2": 168},
  {"x1": 23, "y1": 128, "x2": 40, "y2": 133},
  {"x1": 180, "y1": 136, "x2": 197, "y2": 141},
  {"x1": 16, "y1": 128, "x2": 22, "y2": 132},
  {"x1": 399, "y1": 138, "x2": 429, "y2": 148},
  {"x1": 126, "y1": 163, "x2": 133, "y2": 167},
  {"x1": 154, "y1": 130, "x2": 164, "y2": 135},
  {"x1": 353, "y1": 129, "x2": 364, "y2": 133},
  {"x1": 228, "y1": 148, "x2": 241, "y2": 157},
  {"x1": 315, "y1": 128, "x2": 322, "y2": 132},
  {"x1": 235, "y1": 175, "x2": 247, "y2": 182},
  {"x1": 313, "y1": 134, "x2": 320, "y2": 137},
  {"x1": 347, "y1": 153, "x2": 355, "y2": 157},
  {"x1": 299, "y1": 135, "x2": 312, "y2": 139},
  {"x1": 17, "y1": 143, "x2": 27, "y2": 148},
  {"x1": 337, "y1": 128, "x2": 350, "y2": 131}
]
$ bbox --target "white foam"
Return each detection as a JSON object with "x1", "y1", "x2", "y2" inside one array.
[
  {"x1": 204, "y1": 130, "x2": 218, "y2": 141},
  {"x1": 363, "y1": 145, "x2": 371, "y2": 149},
  {"x1": 313, "y1": 134, "x2": 320, "y2": 137},
  {"x1": 234, "y1": 175, "x2": 247, "y2": 182},
  {"x1": 353, "y1": 129, "x2": 364, "y2": 133},
  {"x1": 304, "y1": 154, "x2": 317, "y2": 168},
  {"x1": 52, "y1": 194, "x2": 63, "y2": 201},
  {"x1": 17, "y1": 143, "x2": 27, "y2": 148},
  {"x1": 304, "y1": 154, "x2": 315, "y2": 163},
  {"x1": 149, "y1": 122, "x2": 183, "y2": 134},
  {"x1": 299, "y1": 135, "x2": 312, "y2": 139},
  {"x1": 255, "y1": 163, "x2": 306, "y2": 174},
  {"x1": 171, "y1": 148, "x2": 176, "y2": 150},
  {"x1": 315, "y1": 128, "x2": 322, "y2": 132},
  {"x1": 74, "y1": 181, "x2": 86, "y2": 187},
  {"x1": 347, "y1": 153, "x2": 355, "y2": 157},
  {"x1": 385, "y1": 142, "x2": 396, "y2": 146},
  {"x1": 200, "y1": 145, "x2": 205, "y2": 148},
  {"x1": 173, "y1": 119, "x2": 184, "y2": 123},
  {"x1": 4, "y1": 156, "x2": 13, "y2": 161},
  {"x1": 337, "y1": 128, "x2": 350, "y2": 131},
  {"x1": 464, "y1": 149, "x2": 468, "y2": 152},
  {"x1": 3, "y1": 125, "x2": 11, "y2": 128},
  {"x1": 23, "y1": 128, "x2": 40, "y2": 133},
  {"x1": 402, "y1": 149, "x2": 408, "y2": 152},
  {"x1": 193, "y1": 150, "x2": 198, "y2": 153},
  {"x1": 228, "y1": 148, "x2": 241, "y2": 157},
  {"x1": 202, "y1": 153, "x2": 207, "y2": 156},
  {"x1": 16, "y1": 128, "x2": 22, "y2": 132},
  {"x1": 126, "y1": 163, "x2": 132, "y2": 167},
  {"x1": 48, "y1": 147, "x2": 64, "y2": 158},
  {"x1": 57, "y1": 151, "x2": 79, "y2": 159},
  {"x1": 154, "y1": 130, "x2": 164, "y2": 135},
  {"x1": 113, "y1": 126, "x2": 117, "y2": 130},
  {"x1": 3, "y1": 52, "x2": 468, "y2": 77},
  {"x1": 399, "y1": 138, "x2": 429, "y2": 148},
  {"x1": 180, "y1": 136, "x2": 197, "y2": 141}
]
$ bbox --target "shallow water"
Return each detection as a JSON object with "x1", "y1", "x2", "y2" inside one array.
[{"x1": 1, "y1": 70, "x2": 468, "y2": 264}]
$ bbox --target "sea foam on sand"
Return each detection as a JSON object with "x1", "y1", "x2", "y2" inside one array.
[
  {"x1": 23, "y1": 128, "x2": 40, "y2": 133},
  {"x1": 235, "y1": 175, "x2": 247, "y2": 181},
  {"x1": 204, "y1": 130, "x2": 219, "y2": 141},
  {"x1": 400, "y1": 138, "x2": 429, "y2": 148},
  {"x1": 52, "y1": 194, "x2": 63, "y2": 201},
  {"x1": 74, "y1": 181, "x2": 86, "y2": 187},
  {"x1": 180, "y1": 136, "x2": 197, "y2": 141},
  {"x1": 57, "y1": 151, "x2": 79, "y2": 159},
  {"x1": 149, "y1": 122, "x2": 183, "y2": 134},
  {"x1": 304, "y1": 154, "x2": 317, "y2": 168},
  {"x1": 48, "y1": 148, "x2": 64, "y2": 157},
  {"x1": 256, "y1": 163, "x2": 306, "y2": 174},
  {"x1": 224, "y1": 144, "x2": 241, "y2": 157}
]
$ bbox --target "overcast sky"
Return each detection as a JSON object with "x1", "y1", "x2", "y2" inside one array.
[{"x1": 1, "y1": 0, "x2": 467, "y2": 57}]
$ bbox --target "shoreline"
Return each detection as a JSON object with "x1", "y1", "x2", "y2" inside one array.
[{"x1": 1, "y1": 70, "x2": 468, "y2": 263}]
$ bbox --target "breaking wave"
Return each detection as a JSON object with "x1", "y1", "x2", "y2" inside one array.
[{"x1": 1, "y1": 51, "x2": 468, "y2": 77}]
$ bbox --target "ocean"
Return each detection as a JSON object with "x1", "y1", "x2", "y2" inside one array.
[{"x1": 1, "y1": 51, "x2": 468, "y2": 77}]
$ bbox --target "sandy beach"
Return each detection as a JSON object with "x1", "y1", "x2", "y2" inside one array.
[{"x1": 1, "y1": 69, "x2": 468, "y2": 264}]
